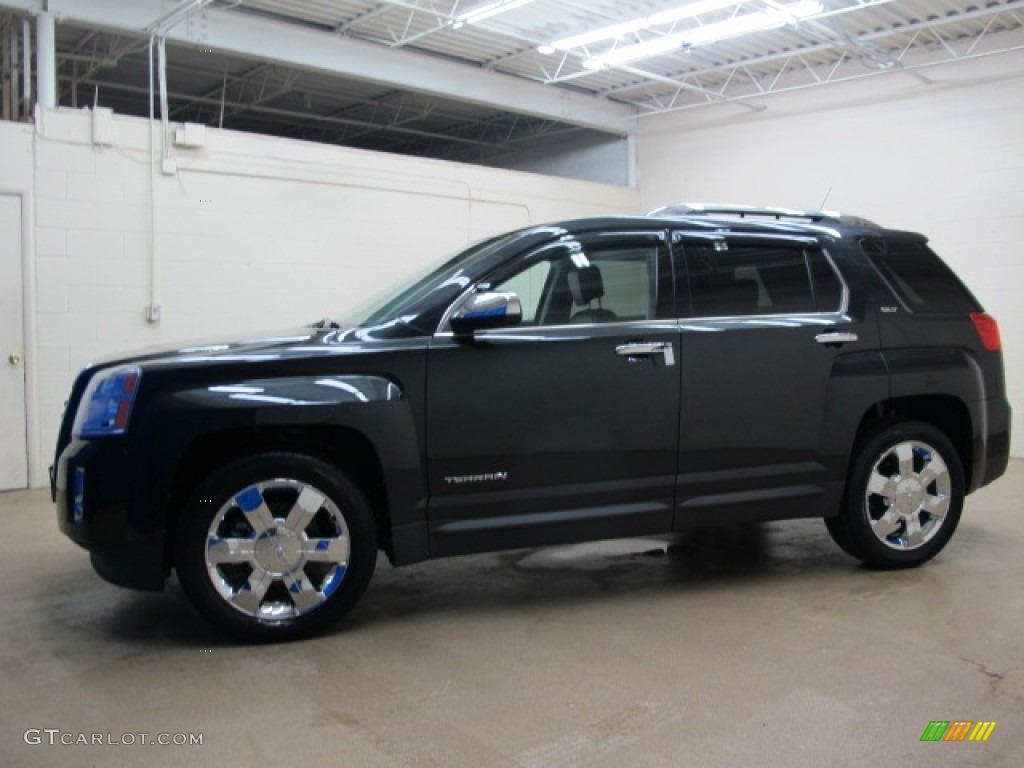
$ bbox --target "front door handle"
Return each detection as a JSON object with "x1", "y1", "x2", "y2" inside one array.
[
  {"x1": 815, "y1": 331, "x2": 858, "y2": 346},
  {"x1": 616, "y1": 341, "x2": 675, "y2": 366}
]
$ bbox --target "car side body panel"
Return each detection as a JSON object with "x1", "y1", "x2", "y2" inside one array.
[{"x1": 51, "y1": 211, "x2": 1011, "y2": 625}]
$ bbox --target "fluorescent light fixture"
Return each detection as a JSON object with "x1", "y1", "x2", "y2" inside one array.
[
  {"x1": 549, "y1": 0, "x2": 740, "y2": 52},
  {"x1": 686, "y1": 0, "x2": 824, "y2": 45},
  {"x1": 584, "y1": 36, "x2": 684, "y2": 68},
  {"x1": 583, "y1": 0, "x2": 823, "y2": 69},
  {"x1": 454, "y1": 0, "x2": 538, "y2": 28}
]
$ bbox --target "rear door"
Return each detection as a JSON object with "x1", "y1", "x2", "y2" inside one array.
[
  {"x1": 674, "y1": 231, "x2": 881, "y2": 525},
  {"x1": 426, "y1": 230, "x2": 680, "y2": 556}
]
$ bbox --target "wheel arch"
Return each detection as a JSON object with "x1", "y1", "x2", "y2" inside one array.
[
  {"x1": 165, "y1": 426, "x2": 392, "y2": 565},
  {"x1": 849, "y1": 395, "x2": 974, "y2": 491}
]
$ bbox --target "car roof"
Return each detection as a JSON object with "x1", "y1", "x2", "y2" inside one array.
[{"x1": 534, "y1": 204, "x2": 925, "y2": 242}]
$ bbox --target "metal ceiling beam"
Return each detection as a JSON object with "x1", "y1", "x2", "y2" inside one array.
[
  {"x1": 603, "y1": 1, "x2": 1024, "y2": 109},
  {"x1": 631, "y1": 35, "x2": 1024, "y2": 117},
  {"x1": 70, "y1": 74, "x2": 508, "y2": 148},
  {"x1": 34, "y1": 0, "x2": 636, "y2": 135}
]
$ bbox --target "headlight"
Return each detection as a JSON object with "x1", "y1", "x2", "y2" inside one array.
[{"x1": 72, "y1": 365, "x2": 142, "y2": 437}]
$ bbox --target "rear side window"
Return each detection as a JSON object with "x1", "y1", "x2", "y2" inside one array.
[
  {"x1": 683, "y1": 242, "x2": 843, "y2": 317},
  {"x1": 864, "y1": 238, "x2": 980, "y2": 314}
]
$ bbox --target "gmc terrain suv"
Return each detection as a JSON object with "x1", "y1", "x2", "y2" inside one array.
[{"x1": 53, "y1": 204, "x2": 1011, "y2": 641}]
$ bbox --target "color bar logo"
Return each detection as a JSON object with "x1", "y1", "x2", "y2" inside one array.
[{"x1": 920, "y1": 721, "x2": 997, "y2": 742}]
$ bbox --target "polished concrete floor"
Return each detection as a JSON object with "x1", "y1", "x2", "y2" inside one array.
[{"x1": 2, "y1": 462, "x2": 1022, "y2": 768}]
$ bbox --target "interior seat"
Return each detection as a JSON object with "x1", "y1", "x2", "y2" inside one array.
[{"x1": 568, "y1": 265, "x2": 617, "y2": 324}]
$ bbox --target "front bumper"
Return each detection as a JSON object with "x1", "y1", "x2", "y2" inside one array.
[{"x1": 55, "y1": 437, "x2": 168, "y2": 591}]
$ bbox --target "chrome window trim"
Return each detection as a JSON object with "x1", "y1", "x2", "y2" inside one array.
[
  {"x1": 678, "y1": 311, "x2": 850, "y2": 329},
  {"x1": 433, "y1": 233, "x2": 850, "y2": 337},
  {"x1": 815, "y1": 248, "x2": 850, "y2": 316}
]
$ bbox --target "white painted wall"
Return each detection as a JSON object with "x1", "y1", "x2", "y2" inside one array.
[
  {"x1": 7, "y1": 48, "x2": 1020, "y2": 488},
  {"x1": 7, "y1": 108, "x2": 640, "y2": 487},
  {"x1": 638, "y1": 52, "x2": 1024, "y2": 458},
  {"x1": 476, "y1": 132, "x2": 631, "y2": 186}
]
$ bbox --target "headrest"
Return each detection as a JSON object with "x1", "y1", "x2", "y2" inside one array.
[{"x1": 568, "y1": 265, "x2": 605, "y2": 306}]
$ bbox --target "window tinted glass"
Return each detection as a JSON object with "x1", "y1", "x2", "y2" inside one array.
[
  {"x1": 499, "y1": 261, "x2": 551, "y2": 324},
  {"x1": 864, "y1": 238, "x2": 980, "y2": 314},
  {"x1": 495, "y1": 240, "x2": 662, "y2": 326},
  {"x1": 808, "y1": 250, "x2": 843, "y2": 311},
  {"x1": 592, "y1": 250, "x2": 654, "y2": 320},
  {"x1": 685, "y1": 243, "x2": 819, "y2": 317}
]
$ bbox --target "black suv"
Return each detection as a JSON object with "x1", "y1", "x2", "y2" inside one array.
[{"x1": 53, "y1": 204, "x2": 1011, "y2": 641}]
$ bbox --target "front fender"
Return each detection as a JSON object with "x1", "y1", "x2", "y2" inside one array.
[
  {"x1": 126, "y1": 372, "x2": 428, "y2": 561},
  {"x1": 168, "y1": 374, "x2": 403, "y2": 409}
]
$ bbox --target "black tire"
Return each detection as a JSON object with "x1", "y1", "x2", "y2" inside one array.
[
  {"x1": 824, "y1": 513, "x2": 863, "y2": 560},
  {"x1": 828, "y1": 421, "x2": 964, "y2": 569},
  {"x1": 175, "y1": 453, "x2": 377, "y2": 642}
]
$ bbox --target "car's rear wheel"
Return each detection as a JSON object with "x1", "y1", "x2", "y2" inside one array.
[
  {"x1": 175, "y1": 453, "x2": 377, "y2": 641},
  {"x1": 827, "y1": 421, "x2": 964, "y2": 568}
]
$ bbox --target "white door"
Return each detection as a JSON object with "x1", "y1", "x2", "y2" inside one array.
[{"x1": 0, "y1": 194, "x2": 28, "y2": 490}]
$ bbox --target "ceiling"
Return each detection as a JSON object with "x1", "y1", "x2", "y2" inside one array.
[{"x1": 2, "y1": 0, "x2": 1022, "y2": 165}]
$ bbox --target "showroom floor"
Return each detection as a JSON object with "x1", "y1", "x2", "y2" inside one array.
[{"x1": 2, "y1": 462, "x2": 1021, "y2": 768}]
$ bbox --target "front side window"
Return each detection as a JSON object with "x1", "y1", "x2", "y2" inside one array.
[
  {"x1": 493, "y1": 237, "x2": 669, "y2": 326},
  {"x1": 499, "y1": 261, "x2": 551, "y2": 324},
  {"x1": 683, "y1": 241, "x2": 841, "y2": 317}
]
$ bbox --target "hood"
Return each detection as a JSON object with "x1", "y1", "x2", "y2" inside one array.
[{"x1": 85, "y1": 328, "x2": 327, "y2": 370}]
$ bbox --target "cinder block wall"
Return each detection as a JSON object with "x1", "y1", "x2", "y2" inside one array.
[
  {"x1": 3, "y1": 110, "x2": 640, "y2": 487},
  {"x1": 638, "y1": 52, "x2": 1024, "y2": 458}
]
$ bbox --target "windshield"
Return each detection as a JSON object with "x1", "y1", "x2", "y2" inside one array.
[{"x1": 337, "y1": 234, "x2": 511, "y2": 332}]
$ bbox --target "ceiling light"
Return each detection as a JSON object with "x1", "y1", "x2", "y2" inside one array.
[
  {"x1": 585, "y1": 36, "x2": 686, "y2": 68},
  {"x1": 453, "y1": 0, "x2": 538, "y2": 29},
  {"x1": 583, "y1": 1, "x2": 823, "y2": 69},
  {"x1": 687, "y1": 0, "x2": 823, "y2": 45},
  {"x1": 549, "y1": 0, "x2": 740, "y2": 52}
]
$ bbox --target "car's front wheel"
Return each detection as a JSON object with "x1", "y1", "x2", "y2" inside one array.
[
  {"x1": 827, "y1": 421, "x2": 964, "y2": 569},
  {"x1": 175, "y1": 453, "x2": 377, "y2": 641}
]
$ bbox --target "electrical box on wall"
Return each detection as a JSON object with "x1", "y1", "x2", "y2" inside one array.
[
  {"x1": 92, "y1": 107, "x2": 115, "y2": 146},
  {"x1": 174, "y1": 123, "x2": 206, "y2": 148}
]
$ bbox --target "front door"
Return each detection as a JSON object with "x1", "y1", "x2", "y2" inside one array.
[
  {"x1": 426, "y1": 231, "x2": 680, "y2": 556},
  {"x1": 0, "y1": 194, "x2": 28, "y2": 491}
]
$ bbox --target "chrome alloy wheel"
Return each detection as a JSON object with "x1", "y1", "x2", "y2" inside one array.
[
  {"x1": 864, "y1": 440, "x2": 951, "y2": 551},
  {"x1": 205, "y1": 479, "x2": 351, "y2": 620}
]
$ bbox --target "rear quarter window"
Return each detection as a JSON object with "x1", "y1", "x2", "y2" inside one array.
[{"x1": 864, "y1": 238, "x2": 981, "y2": 314}]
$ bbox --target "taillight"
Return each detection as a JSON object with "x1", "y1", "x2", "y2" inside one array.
[{"x1": 970, "y1": 312, "x2": 1002, "y2": 352}]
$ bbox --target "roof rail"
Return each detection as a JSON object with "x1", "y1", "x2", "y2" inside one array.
[{"x1": 647, "y1": 203, "x2": 879, "y2": 229}]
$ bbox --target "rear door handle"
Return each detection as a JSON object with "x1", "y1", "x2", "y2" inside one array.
[
  {"x1": 616, "y1": 341, "x2": 675, "y2": 366},
  {"x1": 815, "y1": 331, "x2": 858, "y2": 345}
]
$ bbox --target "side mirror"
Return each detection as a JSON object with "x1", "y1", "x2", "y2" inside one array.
[{"x1": 450, "y1": 291, "x2": 522, "y2": 336}]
